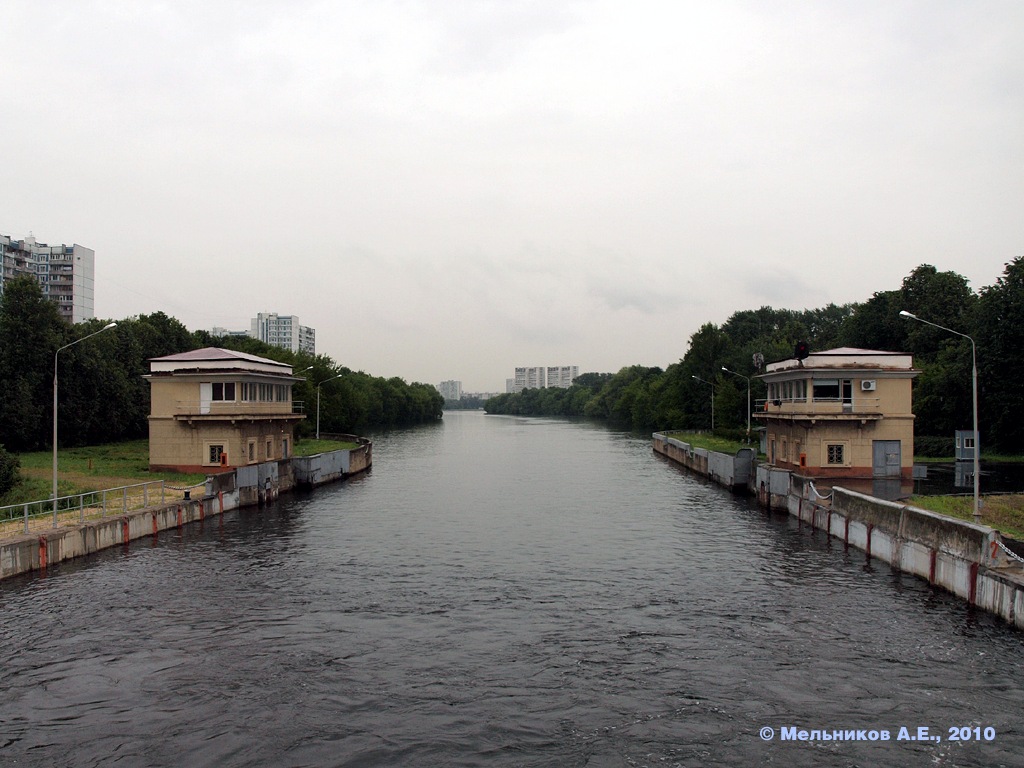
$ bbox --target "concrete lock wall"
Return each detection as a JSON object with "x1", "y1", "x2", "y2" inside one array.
[
  {"x1": 653, "y1": 432, "x2": 1024, "y2": 630},
  {"x1": 0, "y1": 444, "x2": 372, "y2": 582},
  {"x1": 654, "y1": 434, "x2": 749, "y2": 491}
]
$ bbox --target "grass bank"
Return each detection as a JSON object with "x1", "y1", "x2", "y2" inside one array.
[
  {"x1": 661, "y1": 431, "x2": 761, "y2": 457},
  {"x1": 908, "y1": 494, "x2": 1024, "y2": 540},
  {"x1": 2, "y1": 437, "x2": 360, "y2": 508},
  {"x1": 293, "y1": 438, "x2": 360, "y2": 455}
]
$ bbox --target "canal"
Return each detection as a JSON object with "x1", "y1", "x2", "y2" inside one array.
[{"x1": 1, "y1": 411, "x2": 1022, "y2": 767}]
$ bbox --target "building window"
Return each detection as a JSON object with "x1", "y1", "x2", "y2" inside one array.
[
  {"x1": 212, "y1": 382, "x2": 236, "y2": 401},
  {"x1": 248, "y1": 441, "x2": 256, "y2": 463},
  {"x1": 282, "y1": 438, "x2": 289, "y2": 459},
  {"x1": 208, "y1": 445, "x2": 224, "y2": 464},
  {"x1": 266, "y1": 440, "x2": 273, "y2": 459},
  {"x1": 813, "y1": 379, "x2": 841, "y2": 401},
  {"x1": 826, "y1": 444, "x2": 845, "y2": 465}
]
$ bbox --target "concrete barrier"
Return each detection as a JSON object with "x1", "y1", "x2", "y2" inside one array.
[
  {"x1": 653, "y1": 433, "x2": 752, "y2": 493},
  {"x1": 815, "y1": 486, "x2": 1024, "y2": 630},
  {"x1": 1, "y1": 443, "x2": 372, "y2": 582},
  {"x1": 653, "y1": 432, "x2": 1024, "y2": 630}
]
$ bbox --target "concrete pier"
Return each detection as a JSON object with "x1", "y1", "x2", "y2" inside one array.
[
  {"x1": 653, "y1": 432, "x2": 1024, "y2": 630},
  {"x1": 0, "y1": 443, "x2": 371, "y2": 581}
]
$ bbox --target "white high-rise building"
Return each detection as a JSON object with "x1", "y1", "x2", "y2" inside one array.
[
  {"x1": 512, "y1": 367, "x2": 546, "y2": 392},
  {"x1": 250, "y1": 312, "x2": 316, "y2": 355},
  {"x1": 437, "y1": 380, "x2": 463, "y2": 400},
  {"x1": 508, "y1": 365, "x2": 579, "y2": 392},
  {"x1": 546, "y1": 366, "x2": 579, "y2": 389},
  {"x1": 0, "y1": 233, "x2": 95, "y2": 323}
]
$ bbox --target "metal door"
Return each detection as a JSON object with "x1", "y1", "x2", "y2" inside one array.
[{"x1": 872, "y1": 440, "x2": 901, "y2": 477}]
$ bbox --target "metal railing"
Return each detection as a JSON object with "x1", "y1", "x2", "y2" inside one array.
[
  {"x1": 0, "y1": 480, "x2": 201, "y2": 538},
  {"x1": 755, "y1": 397, "x2": 883, "y2": 413},
  {"x1": 167, "y1": 400, "x2": 305, "y2": 416}
]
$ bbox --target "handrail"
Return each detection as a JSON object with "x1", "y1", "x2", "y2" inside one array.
[{"x1": 0, "y1": 480, "x2": 179, "y2": 537}]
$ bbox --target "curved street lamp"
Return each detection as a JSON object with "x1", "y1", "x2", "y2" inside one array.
[
  {"x1": 53, "y1": 322, "x2": 117, "y2": 525},
  {"x1": 316, "y1": 373, "x2": 343, "y2": 440},
  {"x1": 899, "y1": 310, "x2": 980, "y2": 522},
  {"x1": 692, "y1": 375, "x2": 715, "y2": 432},
  {"x1": 722, "y1": 366, "x2": 751, "y2": 439}
]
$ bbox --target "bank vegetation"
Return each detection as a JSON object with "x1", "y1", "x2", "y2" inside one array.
[{"x1": 486, "y1": 259, "x2": 1024, "y2": 461}]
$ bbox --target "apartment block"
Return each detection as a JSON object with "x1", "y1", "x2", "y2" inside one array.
[
  {"x1": 1, "y1": 233, "x2": 95, "y2": 323},
  {"x1": 513, "y1": 367, "x2": 546, "y2": 393},
  {"x1": 250, "y1": 312, "x2": 316, "y2": 355},
  {"x1": 546, "y1": 366, "x2": 579, "y2": 389},
  {"x1": 437, "y1": 380, "x2": 463, "y2": 400},
  {"x1": 508, "y1": 365, "x2": 578, "y2": 392}
]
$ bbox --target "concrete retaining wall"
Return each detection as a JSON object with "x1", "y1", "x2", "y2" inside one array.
[
  {"x1": 1, "y1": 442, "x2": 372, "y2": 582},
  {"x1": 1, "y1": 494, "x2": 226, "y2": 580},
  {"x1": 653, "y1": 432, "x2": 1024, "y2": 630},
  {"x1": 653, "y1": 433, "x2": 752, "y2": 492},
  {"x1": 794, "y1": 485, "x2": 1024, "y2": 629}
]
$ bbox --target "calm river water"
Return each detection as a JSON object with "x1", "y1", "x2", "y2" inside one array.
[{"x1": 2, "y1": 411, "x2": 1023, "y2": 767}]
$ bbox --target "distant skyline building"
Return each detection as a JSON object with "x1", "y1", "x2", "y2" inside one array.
[
  {"x1": 509, "y1": 365, "x2": 578, "y2": 393},
  {"x1": 546, "y1": 366, "x2": 579, "y2": 389},
  {"x1": 1, "y1": 233, "x2": 95, "y2": 323},
  {"x1": 437, "y1": 380, "x2": 463, "y2": 400},
  {"x1": 250, "y1": 312, "x2": 316, "y2": 355},
  {"x1": 211, "y1": 326, "x2": 250, "y2": 339},
  {"x1": 513, "y1": 366, "x2": 546, "y2": 393}
]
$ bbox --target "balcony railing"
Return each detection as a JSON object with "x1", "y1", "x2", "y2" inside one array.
[
  {"x1": 166, "y1": 400, "x2": 306, "y2": 417},
  {"x1": 755, "y1": 397, "x2": 883, "y2": 415}
]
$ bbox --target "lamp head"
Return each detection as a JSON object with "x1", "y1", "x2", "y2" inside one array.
[{"x1": 899, "y1": 310, "x2": 916, "y2": 320}]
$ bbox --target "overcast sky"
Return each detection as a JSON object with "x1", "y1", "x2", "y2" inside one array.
[{"x1": 4, "y1": 1, "x2": 1022, "y2": 391}]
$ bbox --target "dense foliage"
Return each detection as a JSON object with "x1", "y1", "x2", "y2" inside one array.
[
  {"x1": 486, "y1": 259, "x2": 1024, "y2": 455},
  {"x1": 0, "y1": 277, "x2": 443, "y2": 452},
  {"x1": 0, "y1": 444, "x2": 19, "y2": 496}
]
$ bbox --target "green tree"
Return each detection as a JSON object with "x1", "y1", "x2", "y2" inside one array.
[
  {"x1": 0, "y1": 276, "x2": 68, "y2": 450},
  {"x1": 976, "y1": 256, "x2": 1024, "y2": 452}
]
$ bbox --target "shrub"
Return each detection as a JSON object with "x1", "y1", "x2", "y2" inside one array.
[
  {"x1": 0, "y1": 444, "x2": 20, "y2": 496},
  {"x1": 915, "y1": 435, "x2": 954, "y2": 458}
]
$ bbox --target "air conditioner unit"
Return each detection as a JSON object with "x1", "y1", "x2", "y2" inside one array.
[{"x1": 861, "y1": 380, "x2": 877, "y2": 392}]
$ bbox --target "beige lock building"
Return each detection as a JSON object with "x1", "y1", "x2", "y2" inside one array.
[
  {"x1": 146, "y1": 348, "x2": 305, "y2": 473},
  {"x1": 754, "y1": 348, "x2": 919, "y2": 479}
]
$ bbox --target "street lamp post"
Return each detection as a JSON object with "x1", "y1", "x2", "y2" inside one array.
[
  {"x1": 53, "y1": 322, "x2": 117, "y2": 525},
  {"x1": 692, "y1": 375, "x2": 715, "y2": 432},
  {"x1": 722, "y1": 366, "x2": 751, "y2": 439},
  {"x1": 899, "y1": 310, "x2": 980, "y2": 522},
  {"x1": 316, "y1": 373, "x2": 343, "y2": 440}
]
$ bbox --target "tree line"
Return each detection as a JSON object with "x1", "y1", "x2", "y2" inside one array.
[
  {"x1": 485, "y1": 259, "x2": 1024, "y2": 455},
  {"x1": 0, "y1": 276, "x2": 443, "y2": 457}
]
